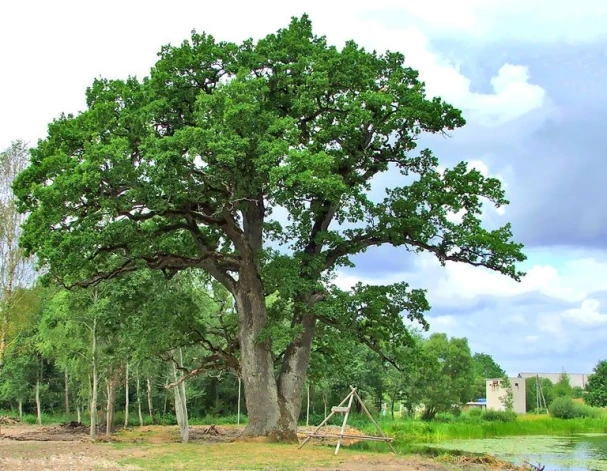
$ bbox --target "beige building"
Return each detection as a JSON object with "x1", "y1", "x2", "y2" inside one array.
[
  {"x1": 517, "y1": 372, "x2": 590, "y2": 389},
  {"x1": 486, "y1": 377, "x2": 526, "y2": 414}
]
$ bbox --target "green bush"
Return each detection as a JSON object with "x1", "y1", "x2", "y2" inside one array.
[
  {"x1": 434, "y1": 412, "x2": 456, "y2": 423},
  {"x1": 572, "y1": 402, "x2": 602, "y2": 419},
  {"x1": 549, "y1": 397, "x2": 581, "y2": 419},
  {"x1": 467, "y1": 408, "x2": 483, "y2": 418},
  {"x1": 482, "y1": 410, "x2": 517, "y2": 422},
  {"x1": 547, "y1": 397, "x2": 602, "y2": 419}
]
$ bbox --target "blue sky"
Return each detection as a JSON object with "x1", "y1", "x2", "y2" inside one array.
[{"x1": 2, "y1": 0, "x2": 606, "y2": 376}]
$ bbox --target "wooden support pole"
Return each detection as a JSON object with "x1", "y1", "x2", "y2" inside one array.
[
  {"x1": 298, "y1": 390, "x2": 353, "y2": 450},
  {"x1": 335, "y1": 388, "x2": 356, "y2": 455},
  {"x1": 300, "y1": 386, "x2": 396, "y2": 455},
  {"x1": 354, "y1": 389, "x2": 397, "y2": 454}
]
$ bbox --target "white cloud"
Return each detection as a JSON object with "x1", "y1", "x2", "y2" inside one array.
[
  {"x1": 335, "y1": 248, "x2": 607, "y2": 374},
  {"x1": 466, "y1": 65, "x2": 546, "y2": 127},
  {"x1": 355, "y1": 26, "x2": 546, "y2": 127},
  {"x1": 562, "y1": 299, "x2": 607, "y2": 326},
  {"x1": 0, "y1": 0, "x2": 549, "y2": 151},
  {"x1": 431, "y1": 315, "x2": 458, "y2": 329},
  {"x1": 364, "y1": 0, "x2": 607, "y2": 42},
  {"x1": 424, "y1": 256, "x2": 607, "y2": 305}
]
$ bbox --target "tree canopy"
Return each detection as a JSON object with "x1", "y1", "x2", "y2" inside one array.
[
  {"x1": 13, "y1": 15, "x2": 526, "y2": 438},
  {"x1": 586, "y1": 360, "x2": 607, "y2": 407}
]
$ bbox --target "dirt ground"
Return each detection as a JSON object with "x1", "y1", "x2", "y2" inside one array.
[{"x1": 0, "y1": 423, "x2": 520, "y2": 470}]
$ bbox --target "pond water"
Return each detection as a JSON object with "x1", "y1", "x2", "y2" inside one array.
[{"x1": 428, "y1": 434, "x2": 607, "y2": 470}]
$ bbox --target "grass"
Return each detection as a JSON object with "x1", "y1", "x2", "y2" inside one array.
[
  {"x1": 0, "y1": 409, "x2": 248, "y2": 427},
  {"x1": 111, "y1": 427, "x2": 410, "y2": 471},
  {"x1": 117, "y1": 442, "x2": 353, "y2": 471},
  {"x1": 362, "y1": 414, "x2": 607, "y2": 451}
]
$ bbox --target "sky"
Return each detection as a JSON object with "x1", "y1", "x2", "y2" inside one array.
[{"x1": 1, "y1": 0, "x2": 606, "y2": 377}]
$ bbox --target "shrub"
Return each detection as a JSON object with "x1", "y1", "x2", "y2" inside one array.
[
  {"x1": 467, "y1": 408, "x2": 483, "y2": 418},
  {"x1": 482, "y1": 410, "x2": 517, "y2": 422},
  {"x1": 549, "y1": 397, "x2": 580, "y2": 419},
  {"x1": 434, "y1": 412, "x2": 456, "y2": 423},
  {"x1": 547, "y1": 397, "x2": 602, "y2": 419},
  {"x1": 572, "y1": 403, "x2": 602, "y2": 419}
]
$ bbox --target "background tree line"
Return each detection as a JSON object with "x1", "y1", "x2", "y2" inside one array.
[{"x1": 0, "y1": 266, "x2": 511, "y2": 435}]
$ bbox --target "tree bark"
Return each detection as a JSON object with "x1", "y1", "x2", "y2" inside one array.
[
  {"x1": 18, "y1": 400, "x2": 23, "y2": 421},
  {"x1": 77, "y1": 403, "x2": 81, "y2": 423},
  {"x1": 235, "y1": 263, "x2": 285, "y2": 440},
  {"x1": 0, "y1": 306, "x2": 8, "y2": 369},
  {"x1": 90, "y1": 316, "x2": 98, "y2": 439},
  {"x1": 136, "y1": 366, "x2": 143, "y2": 426},
  {"x1": 35, "y1": 378, "x2": 42, "y2": 425},
  {"x1": 64, "y1": 368, "x2": 70, "y2": 416},
  {"x1": 276, "y1": 312, "x2": 316, "y2": 438},
  {"x1": 306, "y1": 383, "x2": 310, "y2": 426},
  {"x1": 105, "y1": 376, "x2": 116, "y2": 437},
  {"x1": 171, "y1": 349, "x2": 189, "y2": 442},
  {"x1": 237, "y1": 375, "x2": 241, "y2": 426},
  {"x1": 162, "y1": 377, "x2": 168, "y2": 417},
  {"x1": 146, "y1": 378, "x2": 156, "y2": 424},
  {"x1": 124, "y1": 361, "x2": 129, "y2": 428}
]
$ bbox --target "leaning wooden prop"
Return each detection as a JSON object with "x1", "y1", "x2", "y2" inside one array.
[{"x1": 299, "y1": 386, "x2": 396, "y2": 455}]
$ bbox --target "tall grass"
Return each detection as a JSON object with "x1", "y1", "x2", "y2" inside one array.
[
  {"x1": 0, "y1": 409, "x2": 248, "y2": 427},
  {"x1": 363, "y1": 412, "x2": 607, "y2": 449}
]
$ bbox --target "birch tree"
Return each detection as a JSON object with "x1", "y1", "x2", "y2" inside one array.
[{"x1": 0, "y1": 141, "x2": 34, "y2": 367}]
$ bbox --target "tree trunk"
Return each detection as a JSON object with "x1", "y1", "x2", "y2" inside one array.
[
  {"x1": 124, "y1": 361, "x2": 129, "y2": 428},
  {"x1": 162, "y1": 377, "x2": 169, "y2": 416},
  {"x1": 237, "y1": 375, "x2": 241, "y2": 426},
  {"x1": 146, "y1": 378, "x2": 156, "y2": 424},
  {"x1": 18, "y1": 400, "x2": 23, "y2": 421},
  {"x1": 306, "y1": 383, "x2": 310, "y2": 426},
  {"x1": 35, "y1": 378, "x2": 42, "y2": 425},
  {"x1": 77, "y1": 403, "x2": 81, "y2": 423},
  {"x1": 105, "y1": 376, "x2": 116, "y2": 437},
  {"x1": 276, "y1": 312, "x2": 316, "y2": 439},
  {"x1": 0, "y1": 307, "x2": 8, "y2": 369},
  {"x1": 235, "y1": 265, "x2": 284, "y2": 440},
  {"x1": 136, "y1": 367, "x2": 143, "y2": 426},
  {"x1": 64, "y1": 368, "x2": 70, "y2": 416},
  {"x1": 90, "y1": 317, "x2": 98, "y2": 439},
  {"x1": 171, "y1": 349, "x2": 189, "y2": 442}
]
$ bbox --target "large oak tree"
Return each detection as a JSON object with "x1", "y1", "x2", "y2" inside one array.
[{"x1": 14, "y1": 16, "x2": 525, "y2": 439}]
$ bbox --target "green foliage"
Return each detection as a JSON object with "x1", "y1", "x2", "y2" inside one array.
[
  {"x1": 378, "y1": 415, "x2": 607, "y2": 445},
  {"x1": 12, "y1": 17, "x2": 526, "y2": 430},
  {"x1": 481, "y1": 410, "x2": 517, "y2": 423},
  {"x1": 434, "y1": 412, "x2": 457, "y2": 423},
  {"x1": 471, "y1": 353, "x2": 506, "y2": 400},
  {"x1": 571, "y1": 386, "x2": 585, "y2": 399},
  {"x1": 526, "y1": 376, "x2": 555, "y2": 412},
  {"x1": 420, "y1": 334, "x2": 474, "y2": 420},
  {"x1": 549, "y1": 397, "x2": 601, "y2": 419},
  {"x1": 553, "y1": 372, "x2": 573, "y2": 398},
  {"x1": 586, "y1": 360, "x2": 607, "y2": 407}
]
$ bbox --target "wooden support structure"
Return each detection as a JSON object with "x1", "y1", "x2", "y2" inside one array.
[{"x1": 299, "y1": 386, "x2": 396, "y2": 455}]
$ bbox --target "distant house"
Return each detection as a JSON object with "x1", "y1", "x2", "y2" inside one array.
[
  {"x1": 486, "y1": 377, "x2": 526, "y2": 414},
  {"x1": 517, "y1": 372, "x2": 591, "y2": 389},
  {"x1": 464, "y1": 398, "x2": 487, "y2": 411}
]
